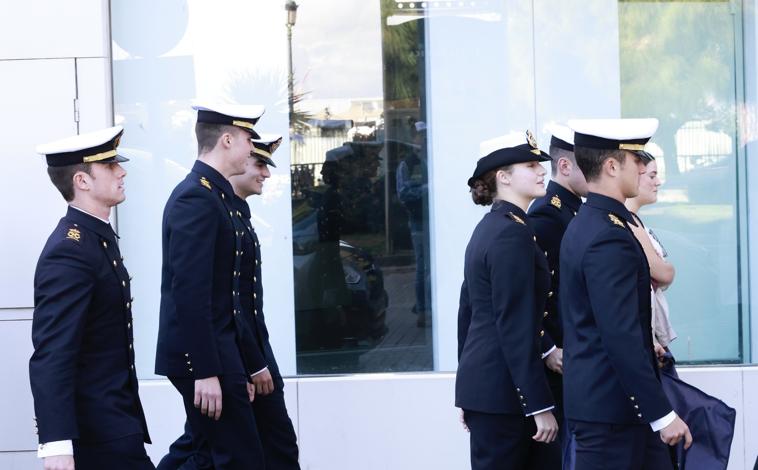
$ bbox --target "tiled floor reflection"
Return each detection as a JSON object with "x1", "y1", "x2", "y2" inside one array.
[{"x1": 297, "y1": 266, "x2": 433, "y2": 374}]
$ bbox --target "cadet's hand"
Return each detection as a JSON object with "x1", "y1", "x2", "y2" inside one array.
[
  {"x1": 532, "y1": 410, "x2": 559, "y2": 443},
  {"x1": 194, "y1": 376, "x2": 223, "y2": 420},
  {"x1": 251, "y1": 369, "x2": 274, "y2": 396},
  {"x1": 44, "y1": 455, "x2": 75, "y2": 470},
  {"x1": 247, "y1": 382, "x2": 256, "y2": 402},
  {"x1": 660, "y1": 416, "x2": 692, "y2": 449},
  {"x1": 654, "y1": 343, "x2": 666, "y2": 359},
  {"x1": 459, "y1": 408, "x2": 469, "y2": 432},
  {"x1": 544, "y1": 348, "x2": 563, "y2": 374}
]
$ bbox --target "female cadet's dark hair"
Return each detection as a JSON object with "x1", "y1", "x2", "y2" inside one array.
[
  {"x1": 470, "y1": 166, "x2": 509, "y2": 206},
  {"x1": 47, "y1": 163, "x2": 93, "y2": 202}
]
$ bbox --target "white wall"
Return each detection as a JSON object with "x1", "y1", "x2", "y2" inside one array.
[
  {"x1": 0, "y1": 0, "x2": 113, "y2": 459},
  {"x1": 3, "y1": 369, "x2": 755, "y2": 469}
]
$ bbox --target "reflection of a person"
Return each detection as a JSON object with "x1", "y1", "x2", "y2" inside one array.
[
  {"x1": 340, "y1": 141, "x2": 384, "y2": 233},
  {"x1": 314, "y1": 146, "x2": 352, "y2": 340},
  {"x1": 396, "y1": 121, "x2": 430, "y2": 327}
]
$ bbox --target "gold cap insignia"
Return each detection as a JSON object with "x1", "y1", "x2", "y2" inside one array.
[
  {"x1": 526, "y1": 130, "x2": 541, "y2": 155},
  {"x1": 200, "y1": 176, "x2": 212, "y2": 191},
  {"x1": 508, "y1": 212, "x2": 526, "y2": 225},
  {"x1": 270, "y1": 139, "x2": 281, "y2": 154},
  {"x1": 66, "y1": 228, "x2": 81, "y2": 242},
  {"x1": 608, "y1": 214, "x2": 625, "y2": 227},
  {"x1": 550, "y1": 195, "x2": 562, "y2": 209}
]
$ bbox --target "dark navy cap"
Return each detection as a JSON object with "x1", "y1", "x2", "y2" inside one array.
[
  {"x1": 36, "y1": 126, "x2": 129, "y2": 167},
  {"x1": 192, "y1": 102, "x2": 265, "y2": 139},
  {"x1": 251, "y1": 133, "x2": 282, "y2": 168},
  {"x1": 468, "y1": 130, "x2": 550, "y2": 187}
]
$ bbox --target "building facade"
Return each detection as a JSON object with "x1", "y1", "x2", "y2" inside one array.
[{"x1": 1, "y1": 0, "x2": 757, "y2": 468}]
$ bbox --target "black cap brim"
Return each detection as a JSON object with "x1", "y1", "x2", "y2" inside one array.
[
  {"x1": 635, "y1": 150, "x2": 654, "y2": 163},
  {"x1": 98, "y1": 153, "x2": 130, "y2": 164},
  {"x1": 243, "y1": 127, "x2": 262, "y2": 140},
  {"x1": 468, "y1": 144, "x2": 550, "y2": 187},
  {"x1": 252, "y1": 154, "x2": 276, "y2": 168}
]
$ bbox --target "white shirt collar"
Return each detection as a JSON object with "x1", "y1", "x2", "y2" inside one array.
[{"x1": 69, "y1": 205, "x2": 112, "y2": 225}]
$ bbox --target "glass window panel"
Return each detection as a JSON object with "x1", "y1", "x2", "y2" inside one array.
[
  {"x1": 291, "y1": 1, "x2": 434, "y2": 373},
  {"x1": 618, "y1": 0, "x2": 746, "y2": 363}
]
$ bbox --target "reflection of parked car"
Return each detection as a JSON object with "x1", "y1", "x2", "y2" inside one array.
[{"x1": 292, "y1": 210, "x2": 388, "y2": 351}]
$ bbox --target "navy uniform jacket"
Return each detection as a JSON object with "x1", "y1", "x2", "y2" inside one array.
[
  {"x1": 156, "y1": 160, "x2": 259, "y2": 379},
  {"x1": 29, "y1": 207, "x2": 150, "y2": 444},
  {"x1": 528, "y1": 180, "x2": 582, "y2": 353},
  {"x1": 560, "y1": 193, "x2": 672, "y2": 424},
  {"x1": 456, "y1": 200, "x2": 553, "y2": 415},
  {"x1": 233, "y1": 195, "x2": 283, "y2": 385}
]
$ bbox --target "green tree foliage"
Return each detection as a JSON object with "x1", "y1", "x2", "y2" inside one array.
[{"x1": 619, "y1": 0, "x2": 737, "y2": 174}]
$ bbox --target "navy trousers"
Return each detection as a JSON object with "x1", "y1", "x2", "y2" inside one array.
[
  {"x1": 74, "y1": 433, "x2": 154, "y2": 470},
  {"x1": 159, "y1": 381, "x2": 299, "y2": 470},
  {"x1": 169, "y1": 374, "x2": 264, "y2": 470},
  {"x1": 569, "y1": 420, "x2": 673, "y2": 470},
  {"x1": 156, "y1": 421, "x2": 212, "y2": 470},
  {"x1": 465, "y1": 410, "x2": 561, "y2": 470}
]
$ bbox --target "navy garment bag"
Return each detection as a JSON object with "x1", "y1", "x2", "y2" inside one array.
[{"x1": 659, "y1": 362, "x2": 736, "y2": 470}]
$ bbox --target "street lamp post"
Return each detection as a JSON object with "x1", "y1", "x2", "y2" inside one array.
[{"x1": 285, "y1": 1, "x2": 298, "y2": 127}]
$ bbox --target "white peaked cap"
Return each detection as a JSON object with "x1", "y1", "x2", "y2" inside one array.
[
  {"x1": 36, "y1": 125, "x2": 124, "y2": 155},
  {"x1": 479, "y1": 131, "x2": 526, "y2": 158},
  {"x1": 568, "y1": 118, "x2": 658, "y2": 141},
  {"x1": 545, "y1": 123, "x2": 574, "y2": 145}
]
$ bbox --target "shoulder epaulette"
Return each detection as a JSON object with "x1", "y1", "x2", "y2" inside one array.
[
  {"x1": 550, "y1": 195, "x2": 562, "y2": 209},
  {"x1": 65, "y1": 226, "x2": 82, "y2": 243},
  {"x1": 199, "y1": 176, "x2": 212, "y2": 191},
  {"x1": 608, "y1": 213, "x2": 625, "y2": 228},
  {"x1": 507, "y1": 212, "x2": 526, "y2": 225}
]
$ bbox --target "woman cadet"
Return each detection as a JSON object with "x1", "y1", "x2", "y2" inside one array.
[{"x1": 456, "y1": 131, "x2": 560, "y2": 470}]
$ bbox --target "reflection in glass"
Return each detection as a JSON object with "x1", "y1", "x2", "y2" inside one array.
[
  {"x1": 291, "y1": 1, "x2": 433, "y2": 373},
  {"x1": 619, "y1": 0, "x2": 745, "y2": 363}
]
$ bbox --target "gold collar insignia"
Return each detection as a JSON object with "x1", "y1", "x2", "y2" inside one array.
[
  {"x1": 66, "y1": 228, "x2": 81, "y2": 242},
  {"x1": 508, "y1": 212, "x2": 526, "y2": 225},
  {"x1": 550, "y1": 195, "x2": 562, "y2": 209},
  {"x1": 200, "y1": 176, "x2": 212, "y2": 191},
  {"x1": 608, "y1": 214, "x2": 625, "y2": 227}
]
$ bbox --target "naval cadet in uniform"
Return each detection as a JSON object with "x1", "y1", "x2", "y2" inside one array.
[
  {"x1": 158, "y1": 133, "x2": 300, "y2": 470},
  {"x1": 457, "y1": 131, "x2": 560, "y2": 470},
  {"x1": 561, "y1": 118, "x2": 692, "y2": 469},
  {"x1": 230, "y1": 133, "x2": 300, "y2": 468},
  {"x1": 30, "y1": 126, "x2": 153, "y2": 470},
  {"x1": 526, "y1": 124, "x2": 587, "y2": 453},
  {"x1": 156, "y1": 103, "x2": 270, "y2": 469}
]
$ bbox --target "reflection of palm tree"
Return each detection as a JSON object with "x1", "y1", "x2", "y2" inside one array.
[
  {"x1": 290, "y1": 86, "x2": 314, "y2": 137},
  {"x1": 224, "y1": 71, "x2": 313, "y2": 144},
  {"x1": 225, "y1": 70, "x2": 288, "y2": 119},
  {"x1": 380, "y1": 0, "x2": 421, "y2": 103}
]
